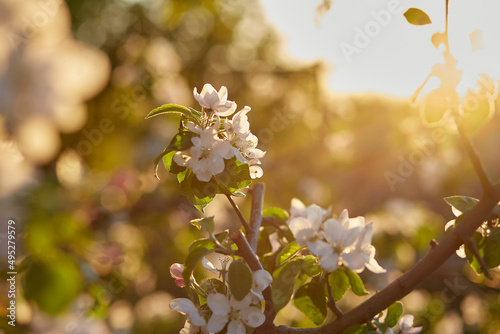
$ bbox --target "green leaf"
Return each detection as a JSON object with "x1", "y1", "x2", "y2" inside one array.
[
  {"x1": 464, "y1": 231, "x2": 485, "y2": 274},
  {"x1": 228, "y1": 260, "x2": 253, "y2": 301},
  {"x1": 293, "y1": 278, "x2": 327, "y2": 325},
  {"x1": 404, "y1": 8, "x2": 432, "y2": 26},
  {"x1": 385, "y1": 301, "x2": 403, "y2": 327},
  {"x1": 263, "y1": 207, "x2": 289, "y2": 222},
  {"x1": 23, "y1": 255, "x2": 82, "y2": 315},
  {"x1": 153, "y1": 149, "x2": 171, "y2": 179},
  {"x1": 183, "y1": 238, "x2": 219, "y2": 283},
  {"x1": 179, "y1": 171, "x2": 215, "y2": 212},
  {"x1": 192, "y1": 177, "x2": 218, "y2": 199},
  {"x1": 484, "y1": 228, "x2": 500, "y2": 268},
  {"x1": 146, "y1": 103, "x2": 196, "y2": 119},
  {"x1": 327, "y1": 269, "x2": 350, "y2": 301},
  {"x1": 168, "y1": 131, "x2": 195, "y2": 151},
  {"x1": 276, "y1": 242, "x2": 302, "y2": 266},
  {"x1": 272, "y1": 258, "x2": 304, "y2": 312},
  {"x1": 431, "y1": 32, "x2": 446, "y2": 48},
  {"x1": 215, "y1": 158, "x2": 252, "y2": 195},
  {"x1": 420, "y1": 88, "x2": 449, "y2": 125},
  {"x1": 444, "y1": 196, "x2": 479, "y2": 214},
  {"x1": 346, "y1": 268, "x2": 368, "y2": 296},
  {"x1": 163, "y1": 150, "x2": 186, "y2": 174},
  {"x1": 302, "y1": 255, "x2": 322, "y2": 277},
  {"x1": 190, "y1": 216, "x2": 215, "y2": 234}
]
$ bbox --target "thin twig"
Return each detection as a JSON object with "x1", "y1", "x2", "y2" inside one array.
[
  {"x1": 462, "y1": 235, "x2": 492, "y2": 280},
  {"x1": 325, "y1": 274, "x2": 343, "y2": 318},
  {"x1": 455, "y1": 118, "x2": 492, "y2": 190},
  {"x1": 225, "y1": 194, "x2": 251, "y2": 231},
  {"x1": 247, "y1": 183, "x2": 266, "y2": 252}
]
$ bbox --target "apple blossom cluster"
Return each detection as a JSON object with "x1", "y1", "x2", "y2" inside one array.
[
  {"x1": 174, "y1": 84, "x2": 265, "y2": 182},
  {"x1": 169, "y1": 258, "x2": 272, "y2": 334},
  {"x1": 287, "y1": 198, "x2": 386, "y2": 274}
]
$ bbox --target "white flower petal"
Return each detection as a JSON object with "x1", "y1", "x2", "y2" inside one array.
[
  {"x1": 170, "y1": 298, "x2": 197, "y2": 315},
  {"x1": 444, "y1": 219, "x2": 455, "y2": 231},
  {"x1": 290, "y1": 198, "x2": 306, "y2": 217},
  {"x1": 288, "y1": 217, "x2": 316, "y2": 246},
  {"x1": 249, "y1": 165, "x2": 263, "y2": 179},
  {"x1": 252, "y1": 269, "x2": 273, "y2": 293},
  {"x1": 323, "y1": 218, "x2": 344, "y2": 245},
  {"x1": 202, "y1": 257, "x2": 219, "y2": 274},
  {"x1": 307, "y1": 239, "x2": 333, "y2": 257},
  {"x1": 207, "y1": 314, "x2": 228, "y2": 333},
  {"x1": 230, "y1": 294, "x2": 252, "y2": 310},
  {"x1": 190, "y1": 311, "x2": 207, "y2": 327},
  {"x1": 207, "y1": 293, "x2": 231, "y2": 316},
  {"x1": 342, "y1": 250, "x2": 367, "y2": 272},
  {"x1": 240, "y1": 307, "x2": 266, "y2": 328},
  {"x1": 227, "y1": 319, "x2": 246, "y2": 334},
  {"x1": 320, "y1": 253, "x2": 339, "y2": 272}
]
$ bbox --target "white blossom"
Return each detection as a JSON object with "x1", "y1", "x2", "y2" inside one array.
[
  {"x1": 397, "y1": 314, "x2": 423, "y2": 334},
  {"x1": 174, "y1": 124, "x2": 234, "y2": 182},
  {"x1": 287, "y1": 204, "x2": 324, "y2": 246},
  {"x1": 170, "y1": 298, "x2": 207, "y2": 331},
  {"x1": 193, "y1": 84, "x2": 237, "y2": 117},
  {"x1": 206, "y1": 293, "x2": 265, "y2": 333}
]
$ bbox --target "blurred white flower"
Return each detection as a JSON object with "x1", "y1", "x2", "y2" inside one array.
[
  {"x1": 289, "y1": 198, "x2": 331, "y2": 221},
  {"x1": 397, "y1": 314, "x2": 422, "y2": 334},
  {"x1": 206, "y1": 293, "x2": 265, "y2": 333},
  {"x1": 0, "y1": 0, "x2": 110, "y2": 164},
  {"x1": 252, "y1": 269, "x2": 272, "y2": 293},
  {"x1": 193, "y1": 83, "x2": 237, "y2": 117}
]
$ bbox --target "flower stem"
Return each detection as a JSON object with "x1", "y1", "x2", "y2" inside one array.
[{"x1": 225, "y1": 194, "x2": 251, "y2": 231}]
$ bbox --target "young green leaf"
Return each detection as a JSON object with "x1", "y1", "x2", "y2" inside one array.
[
  {"x1": 263, "y1": 207, "x2": 289, "y2": 222},
  {"x1": 145, "y1": 103, "x2": 195, "y2": 119},
  {"x1": 272, "y1": 258, "x2": 304, "y2": 312},
  {"x1": 464, "y1": 231, "x2": 485, "y2": 274},
  {"x1": 163, "y1": 150, "x2": 186, "y2": 174},
  {"x1": 183, "y1": 238, "x2": 219, "y2": 283},
  {"x1": 228, "y1": 260, "x2": 253, "y2": 301},
  {"x1": 484, "y1": 228, "x2": 500, "y2": 268},
  {"x1": 293, "y1": 278, "x2": 327, "y2": 325},
  {"x1": 168, "y1": 131, "x2": 195, "y2": 151},
  {"x1": 346, "y1": 268, "x2": 369, "y2": 296},
  {"x1": 444, "y1": 196, "x2": 479, "y2": 214},
  {"x1": 190, "y1": 216, "x2": 215, "y2": 234},
  {"x1": 327, "y1": 269, "x2": 350, "y2": 301},
  {"x1": 385, "y1": 301, "x2": 403, "y2": 327},
  {"x1": 404, "y1": 8, "x2": 432, "y2": 26},
  {"x1": 302, "y1": 255, "x2": 322, "y2": 277},
  {"x1": 276, "y1": 241, "x2": 302, "y2": 266}
]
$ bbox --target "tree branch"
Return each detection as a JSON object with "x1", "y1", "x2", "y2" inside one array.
[
  {"x1": 247, "y1": 183, "x2": 266, "y2": 252},
  {"x1": 254, "y1": 182, "x2": 500, "y2": 334},
  {"x1": 231, "y1": 230, "x2": 277, "y2": 326},
  {"x1": 455, "y1": 118, "x2": 492, "y2": 190}
]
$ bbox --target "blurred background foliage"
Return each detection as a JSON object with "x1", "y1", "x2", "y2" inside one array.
[{"x1": 0, "y1": 0, "x2": 499, "y2": 333}]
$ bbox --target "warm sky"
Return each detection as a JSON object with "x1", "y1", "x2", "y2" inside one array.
[{"x1": 261, "y1": 0, "x2": 500, "y2": 98}]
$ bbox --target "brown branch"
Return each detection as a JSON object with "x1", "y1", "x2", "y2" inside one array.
[
  {"x1": 247, "y1": 183, "x2": 266, "y2": 252},
  {"x1": 455, "y1": 118, "x2": 492, "y2": 190},
  {"x1": 231, "y1": 230, "x2": 277, "y2": 326}
]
